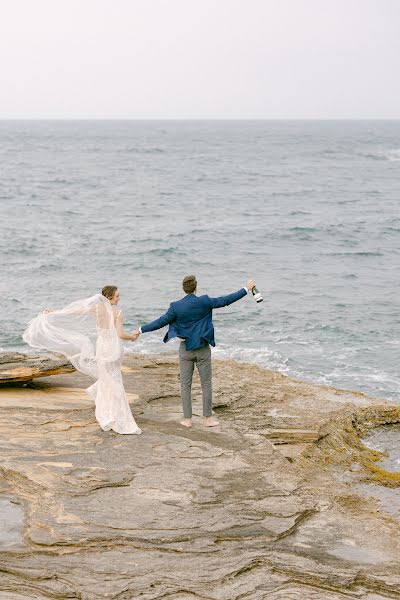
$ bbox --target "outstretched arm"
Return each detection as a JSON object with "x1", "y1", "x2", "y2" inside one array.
[
  {"x1": 209, "y1": 279, "x2": 256, "y2": 309},
  {"x1": 115, "y1": 311, "x2": 137, "y2": 341},
  {"x1": 134, "y1": 304, "x2": 177, "y2": 338}
]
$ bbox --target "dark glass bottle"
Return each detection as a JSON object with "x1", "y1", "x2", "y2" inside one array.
[{"x1": 252, "y1": 286, "x2": 263, "y2": 303}]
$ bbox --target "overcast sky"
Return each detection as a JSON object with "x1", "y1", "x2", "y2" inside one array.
[{"x1": 1, "y1": 0, "x2": 399, "y2": 119}]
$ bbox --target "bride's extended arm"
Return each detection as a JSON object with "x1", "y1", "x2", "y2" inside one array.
[{"x1": 115, "y1": 311, "x2": 136, "y2": 341}]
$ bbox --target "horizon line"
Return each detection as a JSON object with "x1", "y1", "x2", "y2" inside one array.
[{"x1": 1, "y1": 117, "x2": 400, "y2": 122}]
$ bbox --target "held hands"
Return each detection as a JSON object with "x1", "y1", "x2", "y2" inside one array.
[
  {"x1": 131, "y1": 329, "x2": 141, "y2": 342},
  {"x1": 246, "y1": 279, "x2": 256, "y2": 291}
]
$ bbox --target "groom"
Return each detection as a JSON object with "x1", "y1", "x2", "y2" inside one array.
[{"x1": 133, "y1": 275, "x2": 256, "y2": 428}]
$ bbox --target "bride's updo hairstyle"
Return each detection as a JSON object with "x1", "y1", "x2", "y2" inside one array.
[{"x1": 102, "y1": 285, "x2": 118, "y2": 301}]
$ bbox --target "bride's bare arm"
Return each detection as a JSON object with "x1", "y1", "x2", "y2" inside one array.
[{"x1": 115, "y1": 311, "x2": 136, "y2": 341}]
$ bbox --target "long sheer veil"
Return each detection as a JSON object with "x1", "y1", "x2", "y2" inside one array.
[{"x1": 22, "y1": 294, "x2": 119, "y2": 379}]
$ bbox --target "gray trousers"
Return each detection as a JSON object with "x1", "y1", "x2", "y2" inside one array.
[{"x1": 179, "y1": 342, "x2": 212, "y2": 418}]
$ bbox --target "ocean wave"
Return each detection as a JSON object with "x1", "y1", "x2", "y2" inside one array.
[
  {"x1": 134, "y1": 247, "x2": 184, "y2": 257},
  {"x1": 289, "y1": 226, "x2": 317, "y2": 233},
  {"x1": 136, "y1": 233, "x2": 186, "y2": 243},
  {"x1": 382, "y1": 226, "x2": 400, "y2": 234},
  {"x1": 279, "y1": 227, "x2": 315, "y2": 241},
  {"x1": 360, "y1": 153, "x2": 387, "y2": 161},
  {"x1": 386, "y1": 149, "x2": 400, "y2": 162},
  {"x1": 212, "y1": 344, "x2": 289, "y2": 371},
  {"x1": 126, "y1": 339, "x2": 290, "y2": 374},
  {"x1": 46, "y1": 178, "x2": 76, "y2": 185},
  {"x1": 361, "y1": 149, "x2": 400, "y2": 162},
  {"x1": 327, "y1": 251, "x2": 383, "y2": 257},
  {"x1": 124, "y1": 147, "x2": 164, "y2": 154}
]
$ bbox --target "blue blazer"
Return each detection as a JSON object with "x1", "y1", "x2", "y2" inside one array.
[{"x1": 141, "y1": 288, "x2": 247, "y2": 351}]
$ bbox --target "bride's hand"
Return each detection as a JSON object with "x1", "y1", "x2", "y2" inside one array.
[
  {"x1": 43, "y1": 308, "x2": 54, "y2": 314},
  {"x1": 131, "y1": 330, "x2": 141, "y2": 342}
]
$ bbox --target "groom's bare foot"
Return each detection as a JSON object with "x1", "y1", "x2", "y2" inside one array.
[
  {"x1": 180, "y1": 418, "x2": 193, "y2": 428},
  {"x1": 203, "y1": 416, "x2": 220, "y2": 427}
]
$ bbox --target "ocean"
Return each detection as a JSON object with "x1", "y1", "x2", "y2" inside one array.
[{"x1": 0, "y1": 120, "x2": 399, "y2": 401}]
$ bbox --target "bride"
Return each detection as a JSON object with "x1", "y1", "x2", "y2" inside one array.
[{"x1": 22, "y1": 285, "x2": 142, "y2": 435}]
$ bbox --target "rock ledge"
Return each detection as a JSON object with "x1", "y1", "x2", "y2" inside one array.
[
  {"x1": 0, "y1": 352, "x2": 400, "y2": 599},
  {"x1": 0, "y1": 352, "x2": 74, "y2": 383}
]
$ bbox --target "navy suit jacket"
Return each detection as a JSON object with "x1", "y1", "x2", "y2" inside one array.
[{"x1": 141, "y1": 288, "x2": 247, "y2": 351}]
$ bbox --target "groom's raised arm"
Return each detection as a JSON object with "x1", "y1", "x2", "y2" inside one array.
[
  {"x1": 208, "y1": 279, "x2": 256, "y2": 309},
  {"x1": 139, "y1": 304, "x2": 176, "y2": 334},
  {"x1": 208, "y1": 288, "x2": 247, "y2": 309}
]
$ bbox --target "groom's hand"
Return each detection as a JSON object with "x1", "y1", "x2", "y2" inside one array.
[{"x1": 246, "y1": 279, "x2": 256, "y2": 291}]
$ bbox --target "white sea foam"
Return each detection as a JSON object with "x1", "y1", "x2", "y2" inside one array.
[
  {"x1": 386, "y1": 149, "x2": 400, "y2": 161},
  {"x1": 126, "y1": 337, "x2": 290, "y2": 373}
]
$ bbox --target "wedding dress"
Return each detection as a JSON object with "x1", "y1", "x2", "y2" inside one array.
[{"x1": 22, "y1": 294, "x2": 141, "y2": 435}]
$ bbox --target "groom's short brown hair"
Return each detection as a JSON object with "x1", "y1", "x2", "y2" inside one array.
[{"x1": 182, "y1": 275, "x2": 197, "y2": 294}]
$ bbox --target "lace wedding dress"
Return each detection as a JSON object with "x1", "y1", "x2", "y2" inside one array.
[{"x1": 22, "y1": 294, "x2": 141, "y2": 435}]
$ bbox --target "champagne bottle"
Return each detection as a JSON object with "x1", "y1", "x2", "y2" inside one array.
[{"x1": 251, "y1": 286, "x2": 263, "y2": 303}]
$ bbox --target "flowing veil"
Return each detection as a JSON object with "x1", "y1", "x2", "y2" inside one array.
[
  {"x1": 23, "y1": 294, "x2": 118, "y2": 377},
  {"x1": 23, "y1": 294, "x2": 141, "y2": 435}
]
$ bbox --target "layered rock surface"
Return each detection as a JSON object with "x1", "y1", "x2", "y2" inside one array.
[
  {"x1": 0, "y1": 352, "x2": 74, "y2": 383},
  {"x1": 0, "y1": 352, "x2": 400, "y2": 599}
]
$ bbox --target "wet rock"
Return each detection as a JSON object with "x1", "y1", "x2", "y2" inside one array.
[{"x1": 0, "y1": 354, "x2": 400, "y2": 599}]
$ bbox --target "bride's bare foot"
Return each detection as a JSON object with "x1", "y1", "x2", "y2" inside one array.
[
  {"x1": 203, "y1": 416, "x2": 220, "y2": 427},
  {"x1": 180, "y1": 418, "x2": 193, "y2": 428}
]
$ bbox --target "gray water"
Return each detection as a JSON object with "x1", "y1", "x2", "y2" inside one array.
[
  {"x1": 0, "y1": 120, "x2": 399, "y2": 400},
  {"x1": 0, "y1": 498, "x2": 24, "y2": 548},
  {"x1": 363, "y1": 425, "x2": 400, "y2": 472}
]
